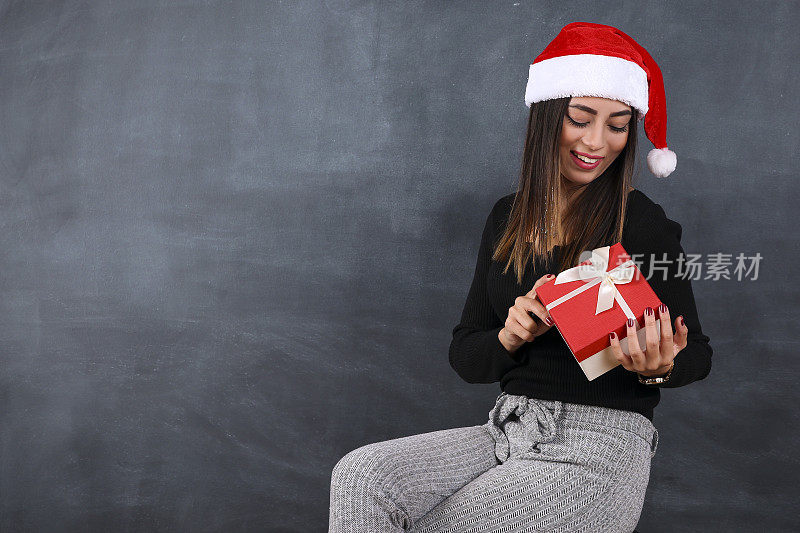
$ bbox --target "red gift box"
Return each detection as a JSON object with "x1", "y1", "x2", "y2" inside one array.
[{"x1": 535, "y1": 242, "x2": 664, "y2": 381}]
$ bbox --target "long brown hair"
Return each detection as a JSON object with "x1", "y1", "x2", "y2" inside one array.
[{"x1": 492, "y1": 97, "x2": 639, "y2": 284}]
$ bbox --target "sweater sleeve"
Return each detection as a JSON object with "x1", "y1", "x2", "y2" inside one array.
[
  {"x1": 449, "y1": 201, "x2": 525, "y2": 384},
  {"x1": 623, "y1": 201, "x2": 713, "y2": 388}
]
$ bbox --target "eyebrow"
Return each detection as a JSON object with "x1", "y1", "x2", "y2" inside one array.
[{"x1": 569, "y1": 104, "x2": 632, "y2": 117}]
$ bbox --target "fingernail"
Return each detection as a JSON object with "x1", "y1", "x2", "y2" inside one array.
[
  {"x1": 627, "y1": 318, "x2": 635, "y2": 327},
  {"x1": 609, "y1": 332, "x2": 616, "y2": 341},
  {"x1": 547, "y1": 274, "x2": 554, "y2": 278},
  {"x1": 659, "y1": 303, "x2": 667, "y2": 314},
  {"x1": 645, "y1": 307, "x2": 653, "y2": 317},
  {"x1": 679, "y1": 316, "x2": 684, "y2": 327},
  {"x1": 545, "y1": 316, "x2": 554, "y2": 326}
]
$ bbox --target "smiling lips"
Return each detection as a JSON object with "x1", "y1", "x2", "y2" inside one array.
[
  {"x1": 572, "y1": 150, "x2": 604, "y2": 160},
  {"x1": 570, "y1": 150, "x2": 603, "y2": 169}
]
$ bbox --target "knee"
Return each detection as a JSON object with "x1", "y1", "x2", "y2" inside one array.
[{"x1": 330, "y1": 441, "x2": 398, "y2": 491}]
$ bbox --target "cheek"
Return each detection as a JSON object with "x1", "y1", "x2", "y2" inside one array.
[
  {"x1": 615, "y1": 129, "x2": 629, "y2": 147},
  {"x1": 559, "y1": 125, "x2": 581, "y2": 149},
  {"x1": 607, "y1": 134, "x2": 628, "y2": 156}
]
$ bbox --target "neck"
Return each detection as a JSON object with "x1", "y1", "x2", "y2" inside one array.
[{"x1": 558, "y1": 175, "x2": 587, "y2": 216}]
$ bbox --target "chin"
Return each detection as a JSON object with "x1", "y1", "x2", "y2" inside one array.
[{"x1": 562, "y1": 171, "x2": 599, "y2": 186}]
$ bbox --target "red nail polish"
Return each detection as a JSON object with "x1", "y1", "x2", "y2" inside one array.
[
  {"x1": 609, "y1": 332, "x2": 616, "y2": 341},
  {"x1": 545, "y1": 316, "x2": 554, "y2": 326},
  {"x1": 679, "y1": 316, "x2": 684, "y2": 327},
  {"x1": 659, "y1": 303, "x2": 667, "y2": 314},
  {"x1": 645, "y1": 307, "x2": 653, "y2": 317},
  {"x1": 627, "y1": 318, "x2": 635, "y2": 327}
]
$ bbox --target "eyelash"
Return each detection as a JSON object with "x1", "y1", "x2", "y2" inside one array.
[{"x1": 567, "y1": 115, "x2": 629, "y2": 133}]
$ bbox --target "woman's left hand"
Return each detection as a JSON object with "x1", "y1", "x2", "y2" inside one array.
[{"x1": 608, "y1": 304, "x2": 688, "y2": 377}]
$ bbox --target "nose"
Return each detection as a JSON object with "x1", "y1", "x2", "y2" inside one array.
[{"x1": 581, "y1": 123, "x2": 605, "y2": 152}]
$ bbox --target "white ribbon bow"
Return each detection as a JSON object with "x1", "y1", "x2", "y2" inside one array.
[{"x1": 545, "y1": 245, "x2": 637, "y2": 319}]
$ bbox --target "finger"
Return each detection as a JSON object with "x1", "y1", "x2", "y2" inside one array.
[
  {"x1": 656, "y1": 303, "x2": 674, "y2": 358},
  {"x1": 608, "y1": 331, "x2": 633, "y2": 371},
  {"x1": 511, "y1": 298, "x2": 539, "y2": 332},
  {"x1": 505, "y1": 314, "x2": 537, "y2": 343},
  {"x1": 516, "y1": 294, "x2": 554, "y2": 328},
  {"x1": 643, "y1": 306, "x2": 663, "y2": 371},
  {"x1": 503, "y1": 325, "x2": 525, "y2": 344},
  {"x1": 528, "y1": 298, "x2": 555, "y2": 327},
  {"x1": 531, "y1": 275, "x2": 557, "y2": 327},
  {"x1": 526, "y1": 273, "x2": 555, "y2": 297},
  {"x1": 625, "y1": 317, "x2": 646, "y2": 370},
  {"x1": 673, "y1": 315, "x2": 688, "y2": 355},
  {"x1": 510, "y1": 295, "x2": 554, "y2": 340}
]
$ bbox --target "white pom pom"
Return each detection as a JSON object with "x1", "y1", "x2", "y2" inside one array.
[{"x1": 647, "y1": 147, "x2": 677, "y2": 178}]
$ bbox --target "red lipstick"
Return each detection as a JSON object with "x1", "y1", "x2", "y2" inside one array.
[
  {"x1": 572, "y1": 150, "x2": 604, "y2": 159},
  {"x1": 570, "y1": 150, "x2": 603, "y2": 170}
]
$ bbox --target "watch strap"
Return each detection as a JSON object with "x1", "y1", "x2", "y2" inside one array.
[{"x1": 638, "y1": 361, "x2": 674, "y2": 385}]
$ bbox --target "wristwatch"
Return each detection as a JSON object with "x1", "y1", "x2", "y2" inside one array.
[{"x1": 637, "y1": 361, "x2": 674, "y2": 385}]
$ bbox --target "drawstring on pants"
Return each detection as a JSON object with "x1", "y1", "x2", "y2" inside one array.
[{"x1": 486, "y1": 392, "x2": 562, "y2": 463}]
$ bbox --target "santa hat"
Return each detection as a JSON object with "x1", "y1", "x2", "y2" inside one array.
[{"x1": 525, "y1": 22, "x2": 677, "y2": 178}]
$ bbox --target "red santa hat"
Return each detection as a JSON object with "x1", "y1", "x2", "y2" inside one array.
[{"x1": 525, "y1": 22, "x2": 677, "y2": 178}]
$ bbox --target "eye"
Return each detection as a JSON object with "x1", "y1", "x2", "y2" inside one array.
[
  {"x1": 567, "y1": 115, "x2": 629, "y2": 134},
  {"x1": 566, "y1": 115, "x2": 587, "y2": 128}
]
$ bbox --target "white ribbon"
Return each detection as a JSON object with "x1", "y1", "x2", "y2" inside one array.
[{"x1": 544, "y1": 245, "x2": 637, "y2": 320}]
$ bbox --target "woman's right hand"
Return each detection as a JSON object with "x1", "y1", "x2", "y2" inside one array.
[{"x1": 499, "y1": 274, "x2": 556, "y2": 353}]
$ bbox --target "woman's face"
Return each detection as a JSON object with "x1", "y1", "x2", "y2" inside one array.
[{"x1": 558, "y1": 96, "x2": 633, "y2": 187}]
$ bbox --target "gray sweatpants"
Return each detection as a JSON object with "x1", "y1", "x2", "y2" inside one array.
[{"x1": 329, "y1": 392, "x2": 659, "y2": 532}]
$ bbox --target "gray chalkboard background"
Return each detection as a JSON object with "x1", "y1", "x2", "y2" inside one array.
[{"x1": 1, "y1": 1, "x2": 797, "y2": 531}]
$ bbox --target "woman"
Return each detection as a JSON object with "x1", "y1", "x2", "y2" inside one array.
[{"x1": 329, "y1": 22, "x2": 712, "y2": 532}]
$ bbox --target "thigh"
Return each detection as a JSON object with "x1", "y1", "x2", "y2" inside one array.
[
  {"x1": 330, "y1": 424, "x2": 499, "y2": 526},
  {"x1": 409, "y1": 422, "x2": 652, "y2": 533}
]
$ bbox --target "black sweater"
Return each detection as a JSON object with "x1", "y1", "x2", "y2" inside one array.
[{"x1": 449, "y1": 189, "x2": 713, "y2": 422}]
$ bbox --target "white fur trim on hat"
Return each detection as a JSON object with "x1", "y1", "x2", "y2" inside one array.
[
  {"x1": 525, "y1": 54, "x2": 649, "y2": 119},
  {"x1": 647, "y1": 147, "x2": 677, "y2": 178}
]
